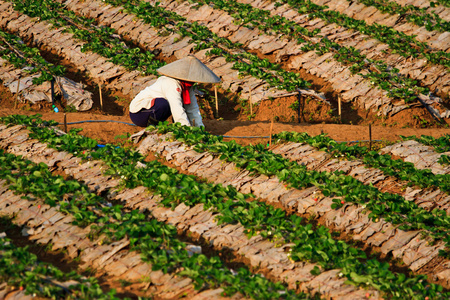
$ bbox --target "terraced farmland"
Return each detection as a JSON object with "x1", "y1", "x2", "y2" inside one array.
[
  {"x1": 0, "y1": 0, "x2": 448, "y2": 124},
  {"x1": 0, "y1": 114, "x2": 450, "y2": 299},
  {"x1": 1, "y1": 0, "x2": 450, "y2": 298}
]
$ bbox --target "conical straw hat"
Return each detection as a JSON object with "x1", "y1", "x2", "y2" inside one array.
[{"x1": 157, "y1": 55, "x2": 221, "y2": 84}]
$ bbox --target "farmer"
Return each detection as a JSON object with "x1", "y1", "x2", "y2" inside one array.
[{"x1": 129, "y1": 55, "x2": 220, "y2": 128}]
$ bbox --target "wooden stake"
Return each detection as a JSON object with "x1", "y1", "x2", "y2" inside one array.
[
  {"x1": 214, "y1": 85, "x2": 219, "y2": 118},
  {"x1": 338, "y1": 95, "x2": 342, "y2": 117},
  {"x1": 51, "y1": 79, "x2": 55, "y2": 109},
  {"x1": 99, "y1": 82, "x2": 103, "y2": 111},
  {"x1": 369, "y1": 124, "x2": 372, "y2": 151},
  {"x1": 248, "y1": 84, "x2": 253, "y2": 118},
  {"x1": 63, "y1": 113, "x2": 67, "y2": 133},
  {"x1": 269, "y1": 117, "x2": 274, "y2": 147},
  {"x1": 14, "y1": 77, "x2": 20, "y2": 109}
]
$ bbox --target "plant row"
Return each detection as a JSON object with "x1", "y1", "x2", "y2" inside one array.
[
  {"x1": 1, "y1": 115, "x2": 449, "y2": 299},
  {"x1": 273, "y1": 131, "x2": 450, "y2": 193},
  {"x1": 278, "y1": 0, "x2": 450, "y2": 68},
  {"x1": 433, "y1": 0, "x2": 450, "y2": 8},
  {"x1": 0, "y1": 29, "x2": 65, "y2": 84},
  {"x1": 401, "y1": 134, "x2": 450, "y2": 153},
  {"x1": 141, "y1": 122, "x2": 450, "y2": 252},
  {"x1": 398, "y1": 134, "x2": 450, "y2": 165},
  {"x1": 10, "y1": 0, "x2": 165, "y2": 76},
  {"x1": 189, "y1": 0, "x2": 431, "y2": 103},
  {"x1": 355, "y1": 0, "x2": 450, "y2": 32},
  {"x1": 0, "y1": 145, "x2": 306, "y2": 300},
  {"x1": 0, "y1": 232, "x2": 121, "y2": 299},
  {"x1": 11, "y1": 0, "x2": 311, "y2": 93},
  {"x1": 87, "y1": 0, "x2": 312, "y2": 91}
]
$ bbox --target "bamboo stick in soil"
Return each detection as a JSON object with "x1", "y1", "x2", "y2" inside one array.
[
  {"x1": 269, "y1": 117, "x2": 274, "y2": 147},
  {"x1": 248, "y1": 85, "x2": 252, "y2": 118},
  {"x1": 338, "y1": 95, "x2": 342, "y2": 120},
  {"x1": 14, "y1": 77, "x2": 20, "y2": 109},
  {"x1": 214, "y1": 85, "x2": 219, "y2": 118},
  {"x1": 99, "y1": 82, "x2": 103, "y2": 111}
]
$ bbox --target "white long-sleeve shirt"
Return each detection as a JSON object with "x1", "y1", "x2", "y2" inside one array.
[{"x1": 129, "y1": 76, "x2": 204, "y2": 127}]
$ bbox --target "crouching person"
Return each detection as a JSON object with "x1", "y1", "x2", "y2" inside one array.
[{"x1": 129, "y1": 55, "x2": 220, "y2": 128}]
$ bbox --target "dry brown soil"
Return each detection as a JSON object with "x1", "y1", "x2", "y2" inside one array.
[{"x1": 2, "y1": 87, "x2": 450, "y2": 146}]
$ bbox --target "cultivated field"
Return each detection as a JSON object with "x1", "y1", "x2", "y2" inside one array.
[{"x1": 0, "y1": 0, "x2": 450, "y2": 298}]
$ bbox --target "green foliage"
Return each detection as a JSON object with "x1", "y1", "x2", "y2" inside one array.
[
  {"x1": 183, "y1": 0, "x2": 430, "y2": 103},
  {"x1": 3, "y1": 114, "x2": 450, "y2": 298},
  {"x1": 107, "y1": 0, "x2": 311, "y2": 91},
  {"x1": 150, "y1": 121, "x2": 450, "y2": 299},
  {"x1": 150, "y1": 122, "x2": 450, "y2": 255},
  {"x1": 198, "y1": 0, "x2": 317, "y2": 37},
  {"x1": 431, "y1": 0, "x2": 450, "y2": 8},
  {"x1": 357, "y1": 0, "x2": 450, "y2": 32},
  {"x1": 10, "y1": 0, "x2": 165, "y2": 76},
  {"x1": 281, "y1": 0, "x2": 450, "y2": 68},
  {"x1": 401, "y1": 134, "x2": 450, "y2": 165},
  {"x1": 276, "y1": 131, "x2": 450, "y2": 192},
  {"x1": 401, "y1": 134, "x2": 450, "y2": 153},
  {"x1": 0, "y1": 30, "x2": 65, "y2": 84},
  {"x1": 0, "y1": 115, "x2": 310, "y2": 300},
  {"x1": 0, "y1": 234, "x2": 120, "y2": 299},
  {"x1": 10, "y1": 0, "x2": 311, "y2": 95}
]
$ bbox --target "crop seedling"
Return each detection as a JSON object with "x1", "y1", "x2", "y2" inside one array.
[{"x1": 6, "y1": 115, "x2": 446, "y2": 299}]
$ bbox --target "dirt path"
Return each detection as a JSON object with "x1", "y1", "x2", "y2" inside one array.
[{"x1": 1, "y1": 108, "x2": 450, "y2": 146}]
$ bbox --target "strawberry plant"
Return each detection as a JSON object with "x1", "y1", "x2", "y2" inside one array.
[
  {"x1": 0, "y1": 30, "x2": 66, "y2": 84},
  {"x1": 100, "y1": 0, "x2": 312, "y2": 91},
  {"x1": 401, "y1": 134, "x2": 450, "y2": 166},
  {"x1": 275, "y1": 131, "x2": 450, "y2": 192},
  {"x1": 10, "y1": 0, "x2": 166, "y2": 76},
  {"x1": 356, "y1": 0, "x2": 450, "y2": 32},
  {"x1": 165, "y1": 0, "x2": 433, "y2": 104},
  {"x1": 0, "y1": 234, "x2": 121, "y2": 299},
  {"x1": 0, "y1": 123, "x2": 310, "y2": 299},
  {"x1": 432, "y1": 0, "x2": 450, "y2": 8},
  {"x1": 0, "y1": 131, "x2": 309, "y2": 300},
  {"x1": 146, "y1": 122, "x2": 450, "y2": 248},
  {"x1": 197, "y1": 0, "x2": 318, "y2": 37},
  {"x1": 9, "y1": 0, "x2": 314, "y2": 95},
  {"x1": 280, "y1": 0, "x2": 450, "y2": 68},
  {"x1": 401, "y1": 134, "x2": 450, "y2": 153},
  {"x1": 2, "y1": 114, "x2": 450, "y2": 299},
  {"x1": 303, "y1": 38, "x2": 429, "y2": 103}
]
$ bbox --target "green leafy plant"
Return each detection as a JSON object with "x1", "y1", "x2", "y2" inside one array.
[
  {"x1": 356, "y1": 0, "x2": 450, "y2": 32},
  {"x1": 275, "y1": 131, "x2": 450, "y2": 194},
  {"x1": 280, "y1": 0, "x2": 450, "y2": 68},
  {"x1": 0, "y1": 234, "x2": 120, "y2": 299},
  {"x1": 0, "y1": 30, "x2": 65, "y2": 84},
  {"x1": 3, "y1": 114, "x2": 450, "y2": 299},
  {"x1": 0, "y1": 117, "x2": 310, "y2": 300},
  {"x1": 401, "y1": 134, "x2": 450, "y2": 165}
]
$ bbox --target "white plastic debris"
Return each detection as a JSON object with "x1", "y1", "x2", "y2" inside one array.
[{"x1": 186, "y1": 244, "x2": 202, "y2": 256}]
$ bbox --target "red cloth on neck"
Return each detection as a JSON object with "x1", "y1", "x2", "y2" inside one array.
[{"x1": 180, "y1": 81, "x2": 193, "y2": 105}]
